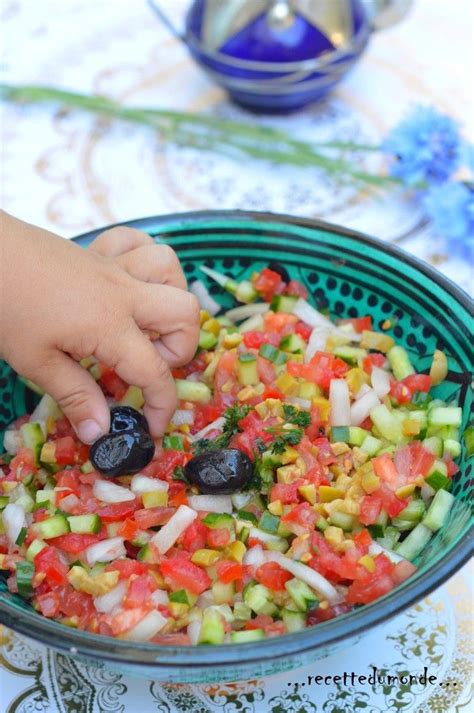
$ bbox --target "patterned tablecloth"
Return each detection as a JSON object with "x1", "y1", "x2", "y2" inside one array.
[{"x1": 0, "y1": 0, "x2": 472, "y2": 711}]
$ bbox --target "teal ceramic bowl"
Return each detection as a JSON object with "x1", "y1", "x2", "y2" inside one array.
[{"x1": 0, "y1": 211, "x2": 472, "y2": 683}]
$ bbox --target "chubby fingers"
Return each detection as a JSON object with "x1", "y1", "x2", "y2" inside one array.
[
  {"x1": 116, "y1": 244, "x2": 187, "y2": 290},
  {"x1": 96, "y1": 321, "x2": 177, "y2": 437},
  {"x1": 89, "y1": 226, "x2": 154, "y2": 257},
  {"x1": 132, "y1": 283, "x2": 201, "y2": 367}
]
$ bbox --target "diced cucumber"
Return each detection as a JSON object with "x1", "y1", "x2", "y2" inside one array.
[
  {"x1": 235, "y1": 280, "x2": 258, "y2": 304},
  {"x1": 397, "y1": 499, "x2": 425, "y2": 522},
  {"x1": 391, "y1": 517, "x2": 416, "y2": 531},
  {"x1": 212, "y1": 580, "x2": 235, "y2": 605},
  {"x1": 270, "y1": 294, "x2": 298, "y2": 313},
  {"x1": 31, "y1": 513, "x2": 70, "y2": 540},
  {"x1": 35, "y1": 490, "x2": 56, "y2": 506},
  {"x1": 202, "y1": 512, "x2": 235, "y2": 530},
  {"x1": 237, "y1": 353, "x2": 259, "y2": 386},
  {"x1": 422, "y1": 489, "x2": 455, "y2": 532},
  {"x1": 395, "y1": 523, "x2": 432, "y2": 561},
  {"x1": 248, "y1": 527, "x2": 288, "y2": 552},
  {"x1": 119, "y1": 385, "x2": 144, "y2": 409},
  {"x1": 233, "y1": 602, "x2": 252, "y2": 621},
  {"x1": 360, "y1": 435, "x2": 383, "y2": 456},
  {"x1": 374, "y1": 509, "x2": 389, "y2": 528},
  {"x1": 443, "y1": 439, "x2": 461, "y2": 459},
  {"x1": 348, "y1": 427, "x2": 370, "y2": 446},
  {"x1": 328, "y1": 511, "x2": 355, "y2": 531},
  {"x1": 429, "y1": 459, "x2": 448, "y2": 477},
  {"x1": 258, "y1": 343, "x2": 287, "y2": 365},
  {"x1": 68, "y1": 514, "x2": 102, "y2": 534},
  {"x1": 258, "y1": 511, "x2": 280, "y2": 535},
  {"x1": 428, "y1": 407, "x2": 462, "y2": 428},
  {"x1": 333, "y1": 346, "x2": 367, "y2": 366},
  {"x1": 175, "y1": 379, "x2": 211, "y2": 403},
  {"x1": 199, "y1": 329, "x2": 218, "y2": 350},
  {"x1": 0, "y1": 495, "x2": 9, "y2": 510},
  {"x1": 20, "y1": 423, "x2": 45, "y2": 465},
  {"x1": 15, "y1": 526, "x2": 27, "y2": 546},
  {"x1": 80, "y1": 460, "x2": 94, "y2": 474},
  {"x1": 26, "y1": 538, "x2": 47, "y2": 563},
  {"x1": 410, "y1": 391, "x2": 432, "y2": 409},
  {"x1": 370, "y1": 404, "x2": 403, "y2": 443},
  {"x1": 199, "y1": 608, "x2": 225, "y2": 645},
  {"x1": 285, "y1": 578, "x2": 319, "y2": 612},
  {"x1": 169, "y1": 589, "x2": 197, "y2": 606},
  {"x1": 162, "y1": 434, "x2": 184, "y2": 451},
  {"x1": 425, "y1": 471, "x2": 451, "y2": 491},
  {"x1": 279, "y1": 334, "x2": 306, "y2": 353},
  {"x1": 422, "y1": 437, "x2": 443, "y2": 457},
  {"x1": 376, "y1": 526, "x2": 400, "y2": 550},
  {"x1": 235, "y1": 510, "x2": 258, "y2": 526},
  {"x1": 282, "y1": 608, "x2": 306, "y2": 633},
  {"x1": 16, "y1": 560, "x2": 35, "y2": 598},
  {"x1": 230, "y1": 629, "x2": 264, "y2": 643},
  {"x1": 464, "y1": 425, "x2": 474, "y2": 457},
  {"x1": 368, "y1": 523, "x2": 385, "y2": 539},
  {"x1": 244, "y1": 583, "x2": 277, "y2": 615},
  {"x1": 387, "y1": 346, "x2": 415, "y2": 381}
]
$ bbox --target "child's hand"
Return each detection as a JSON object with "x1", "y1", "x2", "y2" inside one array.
[{"x1": 0, "y1": 212, "x2": 200, "y2": 442}]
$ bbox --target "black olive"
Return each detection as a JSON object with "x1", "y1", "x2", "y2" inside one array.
[
  {"x1": 90, "y1": 429, "x2": 155, "y2": 477},
  {"x1": 184, "y1": 448, "x2": 253, "y2": 494},
  {"x1": 267, "y1": 260, "x2": 290, "y2": 283},
  {"x1": 110, "y1": 406, "x2": 149, "y2": 434}
]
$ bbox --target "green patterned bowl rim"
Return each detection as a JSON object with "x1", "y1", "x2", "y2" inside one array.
[{"x1": 0, "y1": 210, "x2": 472, "y2": 675}]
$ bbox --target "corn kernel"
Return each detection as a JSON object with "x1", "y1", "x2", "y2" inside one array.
[
  {"x1": 300, "y1": 552, "x2": 312, "y2": 563},
  {"x1": 268, "y1": 500, "x2": 283, "y2": 516},
  {"x1": 334, "y1": 474, "x2": 352, "y2": 491},
  {"x1": 191, "y1": 549, "x2": 221, "y2": 567},
  {"x1": 142, "y1": 491, "x2": 168, "y2": 508},
  {"x1": 255, "y1": 402, "x2": 268, "y2": 419},
  {"x1": 280, "y1": 447, "x2": 299, "y2": 464},
  {"x1": 199, "y1": 310, "x2": 210, "y2": 326},
  {"x1": 319, "y1": 600, "x2": 329, "y2": 610},
  {"x1": 298, "y1": 381, "x2": 321, "y2": 399},
  {"x1": 395, "y1": 483, "x2": 416, "y2": 499},
  {"x1": 403, "y1": 419, "x2": 421, "y2": 436},
  {"x1": 223, "y1": 541, "x2": 246, "y2": 563},
  {"x1": 346, "y1": 367, "x2": 370, "y2": 395},
  {"x1": 312, "y1": 397, "x2": 330, "y2": 423},
  {"x1": 359, "y1": 555, "x2": 376, "y2": 572},
  {"x1": 223, "y1": 333, "x2": 242, "y2": 349},
  {"x1": 339, "y1": 500, "x2": 360, "y2": 516},
  {"x1": 331, "y1": 442, "x2": 350, "y2": 456},
  {"x1": 275, "y1": 372, "x2": 299, "y2": 395},
  {"x1": 169, "y1": 602, "x2": 189, "y2": 618},
  {"x1": 324, "y1": 526, "x2": 344, "y2": 547},
  {"x1": 346, "y1": 484, "x2": 365, "y2": 500},
  {"x1": 202, "y1": 318, "x2": 220, "y2": 336},
  {"x1": 319, "y1": 485, "x2": 344, "y2": 503},
  {"x1": 265, "y1": 399, "x2": 284, "y2": 417},
  {"x1": 381, "y1": 319, "x2": 392, "y2": 330}
]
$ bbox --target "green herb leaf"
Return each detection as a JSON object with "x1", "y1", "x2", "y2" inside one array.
[
  {"x1": 283, "y1": 404, "x2": 311, "y2": 428},
  {"x1": 172, "y1": 466, "x2": 190, "y2": 484}
]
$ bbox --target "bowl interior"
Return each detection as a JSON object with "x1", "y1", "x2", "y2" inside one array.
[{"x1": 0, "y1": 212, "x2": 472, "y2": 679}]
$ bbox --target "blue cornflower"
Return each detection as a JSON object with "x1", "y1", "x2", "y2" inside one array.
[
  {"x1": 422, "y1": 181, "x2": 474, "y2": 259},
  {"x1": 383, "y1": 106, "x2": 462, "y2": 187}
]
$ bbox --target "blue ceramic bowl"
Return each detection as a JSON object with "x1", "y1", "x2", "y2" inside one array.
[{"x1": 0, "y1": 212, "x2": 472, "y2": 682}]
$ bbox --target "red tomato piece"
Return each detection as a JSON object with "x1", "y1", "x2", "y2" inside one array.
[
  {"x1": 56, "y1": 469, "x2": 81, "y2": 497},
  {"x1": 96, "y1": 501, "x2": 138, "y2": 523},
  {"x1": 206, "y1": 528, "x2": 231, "y2": 549},
  {"x1": 264, "y1": 312, "x2": 298, "y2": 333},
  {"x1": 54, "y1": 436, "x2": 77, "y2": 466},
  {"x1": 256, "y1": 356, "x2": 276, "y2": 385},
  {"x1": 215, "y1": 560, "x2": 244, "y2": 584},
  {"x1": 295, "y1": 321, "x2": 312, "y2": 340},
  {"x1": 9, "y1": 447, "x2": 36, "y2": 480},
  {"x1": 180, "y1": 520, "x2": 208, "y2": 553},
  {"x1": 160, "y1": 557, "x2": 211, "y2": 595},
  {"x1": 105, "y1": 559, "x2": 149, "y2": 579},
  {"x1": 118, "y1": 518, "x2": 139, "y2": 541},
  {"x1": 269, "y1": 480, "x2": 303, "y2": 504},
  {"x1": 192, "y1": 404, "x2": 223, "y2": 433},
  {"x1": 168, "y1": 481, "x2": 188, "y2": 507},
  {"x1": 285, "y1": 280, "x2": 308, "y2": 299},
  {"x1": 34, "y1": 546, "x2": 69, "y2": 585},
  {"x1": 390, "y1": 381, "x2": 412, "y2": 404},
  {"x1": 100, "y1": 366, "x2": 128, "y2": 400},
  {"x1": 313, "y1": 437, "x2": 338, "y2": 466},
  {"x1": 243, "y1": 331, "x2": 267, "y2": 349},
  {"x1": 281, "y1": 502, "x2": 318, "y2": 535},
  {"x1": 402, "y1": 373, "x2": 432, "y2": 393},
  {"x1": 359, "y1": 495, "x2": 383, "y2": 526},
  {"x1": 109, "y1": 607, "x2": 150, "y2": 636},
  {"x1": 362, "y1": 353, "x2": 386, "y2": 375},
  {"x1": 378, "y1": 484, "x2": 408, "y2": 518},
  {"x1": 48, "y1": 533, "x2": 102, "y2": 554},
  {"x1": 392, "y1": 559, "x2": 417, "y2": 584},
  {"x1": 353, "y1": 528, "x2": 372, "y2": 553},
  {"x1": 244, "y1": 613, "x2": 274, "y2": 630},
  {"x1": 372, "y1": 453, "x2": 399, "y2": 485},
  {"x1": 253, "y1": 268, "x2": 286, "y2": 302},
  {"x1": 346, "y1": 554, "x2": 396, "y2": 605},
  {"x1": 124, "y1": 573, "x2": 157, "y2": 608},
  {"x1": 444, "y1": 457, "x2": 460, "y2": 477},
  {"x1": 36, "y1": 591, "x2": 61, "y2": 618},
  {"x1": 255, "y1": 562, "x2": 292, "y2": 591},
  {"x1": 134, "y1": 506, "x2": 176, "y2": 530},
  {"x1": 409, "y1": 442, "x2": 436, "y2": 478},
  {"x1": 339, "y1": 316, "x2": 372, "y2": 333}
]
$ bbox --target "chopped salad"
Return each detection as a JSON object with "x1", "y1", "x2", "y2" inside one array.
[{"x1": 0, "y1": 263, "x2": 467, "y2": 646}]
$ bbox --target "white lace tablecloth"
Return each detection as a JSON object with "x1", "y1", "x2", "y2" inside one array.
[{"x1": 0, "y1": 1, "x2": 472, "y2": 711}]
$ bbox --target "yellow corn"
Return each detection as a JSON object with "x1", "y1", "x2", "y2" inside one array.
[
  {"x1": 312, "y1": 397, "x2": 330, "y2": 423},
  {"x1": 280, "y1": 447, "x2": 299, "y2": 464},
  {"x1": 298, "y1": 381, "x2": 321, "y2": 399},
  {"x1": 403, "y1": 419, "x2": 421, "y2": 436},
  {"x1": 199, "y1": 310, "x2": 210, "y2": 326},
  {"x1": 300, "y1": 552, "x2": 312, "y2": 563},
  {"x1": 339, "y1": 500, "x2": 360, "y2": 516},
  {"x1": 222, "y1": 333, "x2": 243, "y2": 349},
  {"x1": 318, "y1": 485, "x2": 345, "y2": 503},
  {"x1": 277, "y1": 464, "x2": 302, "y2": 484},
  {"x1": 361, "y1": 471, "x2": 380, "y2": 494},
  {"x1": 331, "y1": 442, "x2": 350, "y2": 456},
  {"x1": 359, "y1": 555, "x2": 376, "y2": 573},
  {"x1": 223, "y1": 541, "x2": 246, "y2": 563},
  {"x1": 142, "y1": 491, "x2": 168, "y2": 508},
  {"x1": 268, "y1": 500, "x2": 283, "y2": 516},
  {"x1": 40, "y1": 442, "x2": 56, "y2": 464},
  {"x1": 396, "y1": 483, "x2": 416, "y2": 499},
  {"x1": 202, "y1": 318, "x2": 221, "y2": 336},
  {"x1": 169, "y1": 602, "x2": 189, "y2": 618},
  {"x1": 191, "y1": 549, "x2": 221, "y2": 567},
  {"x1": 298, "y1": 484, "x2": 317, "y2": 504},
  {"x1": 324, "y1": 526, "x2": 344, "y2": 547},
  {"x1": 345, "y1": 367, "x2": 370, "y2": 395},
  {"x1": 360, "y1": 331, "x2": 395, "y2": 353},
  {"x1": 276, "y1": 372, "x2": 299, "y2": 395}
]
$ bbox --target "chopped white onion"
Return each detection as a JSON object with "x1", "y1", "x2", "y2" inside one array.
[
  {"x1": 305, "y1": 326, "x2": 332, "y2": 362},
  {"x1": 121, "y1": 610, "x2": 168, "y2": 642},
  {"x1": 329, "y1": 379, "x2": 351, "y2": 427},
  {"x1": 350, "y1": 389, "x2": 380, "y2": 426},
  {"x1": 264, "y1": 551, "x2": 341, "y2": 604},
  {"x1": 231, "y1": 491, "x2": 255, "y2": 509},
  {"x1": 3, "y1": 430, "x2": 20, "y2": 455},
  {"x1": 130, "y1": 474, "x2": 168, "y2": 495},
  {"x1": 187, "y1": 494, "x2": 233, "y2": 514},
  {"x1": 150, "y1": 589, "x2": 169, "y2": 606},
  {"x1": 294, "y1": 298, "x2": 361, "y2": 345},
  {"x1": 150, "y1": 504, "x2": 197, "y2": 554},
  {"x1": 170, "y1": 409, "x2": 195, "y2": 426},
  {"x1": 371, "y1": 367, "x2": 391, "y2": 398},
  {"x1": 225, "y1": 303, "x2": 270, "y2": 322},
  {"x1": 57, "y1": 493, "x2": 80, "y2": 513},
  {"x1": 189, "y1": 280, "x2": 220, "y2": 316},
  {"x1": 355, "y1": 383, "x2": 372, "y2": 400},
  {"x1": 238, "y1": 314, "x2": 265, "y2": 333},
  {"x1": 2, "y1": 503, "x2": 26, "y2": 546},
  {"x1": 197, "y1": 590, "x2": 214, "y2": 608},
  {"x1": 188, "y1": 417, "x2": 225, "y2": 443},
  {"x1": 369, "y1": 541, "x2": 405, "y2": 564},
  {"x1": 94, "y1": 581, "x2": 127, "y2": 613},
  {"x1": 93, "y1": 479, "x2": 135, "y2": 504},
  {"x1": 287, "y1": 397, "x2": 312, "y2": 410},
  {"x1": 248, "y1": 527, "x2": 283, "y2": 545},
  {"x1": 243, "y1": 545, "x2": 266, "y2": 568},
  {"x1": 187, "y1": 620, "x2": 202, "y2": 645},
  {"x1": 29, "y1": 394, "x2": 62, "y2": 437},
  {"x1": 420, "y1": 483, "x2": 436, "y2": 502},
  {"x1": 85, "y1": 537, "x2": 126, "y2": 566}
]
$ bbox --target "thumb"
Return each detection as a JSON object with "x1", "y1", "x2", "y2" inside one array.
[{"x1": 31, "y1": 352, "x2": 111, "y2": 444}]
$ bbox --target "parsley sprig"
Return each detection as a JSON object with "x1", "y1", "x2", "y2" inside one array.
[
  {"x1": 194, "y1": 404, "x2": 252, "y2": 454},
  {"x1": 282, "y1": 404, "x2": 311, "y2": 428}
]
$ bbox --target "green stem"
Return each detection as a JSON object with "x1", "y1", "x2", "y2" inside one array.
[{"x1": 0, "y1": 83, "x2": 396, "y2": 187}]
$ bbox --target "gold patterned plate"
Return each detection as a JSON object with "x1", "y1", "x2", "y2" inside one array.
[{"x1": 0, "y1": 563, "x2": 471, "y2": 713}]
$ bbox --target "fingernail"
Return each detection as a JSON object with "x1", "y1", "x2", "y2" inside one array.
[{"x1": 77, "y1": 419, "x2": 103, "y2": 444}]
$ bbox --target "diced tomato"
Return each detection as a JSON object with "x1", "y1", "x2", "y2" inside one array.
[
  {"x1": 141, "y1": 451, "x2": 192, "y2": 481},
  {"x1": 192, "y1": 404, "x2": 222, "y2": 433},
  {"x1": 307, "y1": 603, "x2": 351, "y2": 625},
  {"x1": 118, "y1": 518, "x2": 139, "y2": 541},
  {"x1": 48, "y1": 533, "x2": 102, "y2": 554},
  {"x1": 36, "y1": 591, "x2": 61, "y2": 618},
  {"x1": 96, "y1": 500, "x2": 138, "y2": 522},
  {"x1": 285, "y1": 280, "x2": 308, "y2": 299},
  {"x1": 180, "y1": 519, "x2": 208, "y2": 553},
  {"x1": 288, "y1": 352, "x2": 348, "y2": 390},
  {"x1": 100, "y1": 366, "x2": 128, "y2": 400},
  {"x1": 56, "y1": 469, "x2": 81, "y2": 497},
  {"x1": 372, "y1": 453, "x2": 399, "y2": 486},
  {"x1": 377, "y1": 484, "x2": 408, "y2": 518},
  {"x1": 9, "y1": 447, "x2": 36, "y2": 480},
  {"x1": 353, "y1": 528, "x2": 372, "y2": 553},
  {"x1": 160, "y1": 557, "x2": 211, "y2": 595},
  {"x1": 244, "y1": 613, "x2": 274, "y2": 630},
  {"x1": 262, "y1": 387, "x2": 285, "y2": 401},
  {"x1": 216, "y1": 560, "x2": 244, "y2": 584},
  {"x1": 281, "y1": 502, "x2": 318, "y2": 535},
  {"x1": 346, "y1": 554, "x2": 396, "y2": 604},
  {"x1": 206, "y1": 528, "x2": 231, "y2": 549},
  {"x1": 255, "y1": 561, "x2": 292, "y2": 591},
  {"x1": 339, "y1": 316, "x2": 372, "y2": 333},
  {"x1": 265, "y1": 621, "x2": 287, "y2": 637},
  {"x1": 54, "y1": 436, "x2": 77, "y2": 465},
  {"x1": 134, "y1": 507, "x2": 176, "y2": 530},
  {"x1": 402, "y1": 374, "x2": 432, "y2": 393},
  {"x1": 256, "y1": 356, "x2": 276, "y2": 385},
  {"x1": 109, "y1": 607, "x2": 150, "y2": 636},
  {"x1": 362, "y1": 353, "x2": 386, "y2": 374},
  {"x1": 392, "y1": 559, "x2": 417, "y2": 584},
  {"x1": 359, "y1": 494, "x2": 383, "y2": 525},
  {"x1": 314, "y1": 437, "x2": 338, "y2": 466},
  {"x1": 168, "y1": 481, "x2": 188, "y2": 507},
  {"x1": 264, "y1": 312, "x2": 298, "y2": 334},
  {"x1": 124, "y1": 574, "x2": 157, "y2": 608},
  {"x1": 172, "y1": 352, "x2": 208, "y2": 379},
  {"x1": 295, "y1": 321, "x2": 312, "y2": 340},
  {"x1": 409, "y1": 442, "x2": 435, "y2": 478},
  {"x1": 253, "y1": 268, "x2": 286, "y2": 302},
  {"x1": 269, "y1": 480, "x2": 302, "y2": 504},
  {"x1": 105, "y1": 559, "x2": 148, "y2": 579},
  {"x1": 243, "y1": 331, "x2": 267, "y2": 349},
  {"x1": 444, "y1": 457, "x2": 460, "y2": 477},
  {"x1": 34, "y1": 546, "x2": 69, "y2": 585}
]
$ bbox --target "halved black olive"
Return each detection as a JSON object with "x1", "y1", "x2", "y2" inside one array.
[
  {"x1": 267, "y1": 260, "x2": 290, "y2": 283},
  {"x1": 110, "y1": 406, "x2": 149, "y2": 434},
  {"x1": 90, "y1": 429, "x2": 155, "y2": 477},
  {"x1": 184, "y1": 448, "x2": 253, "y2": 494}
]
